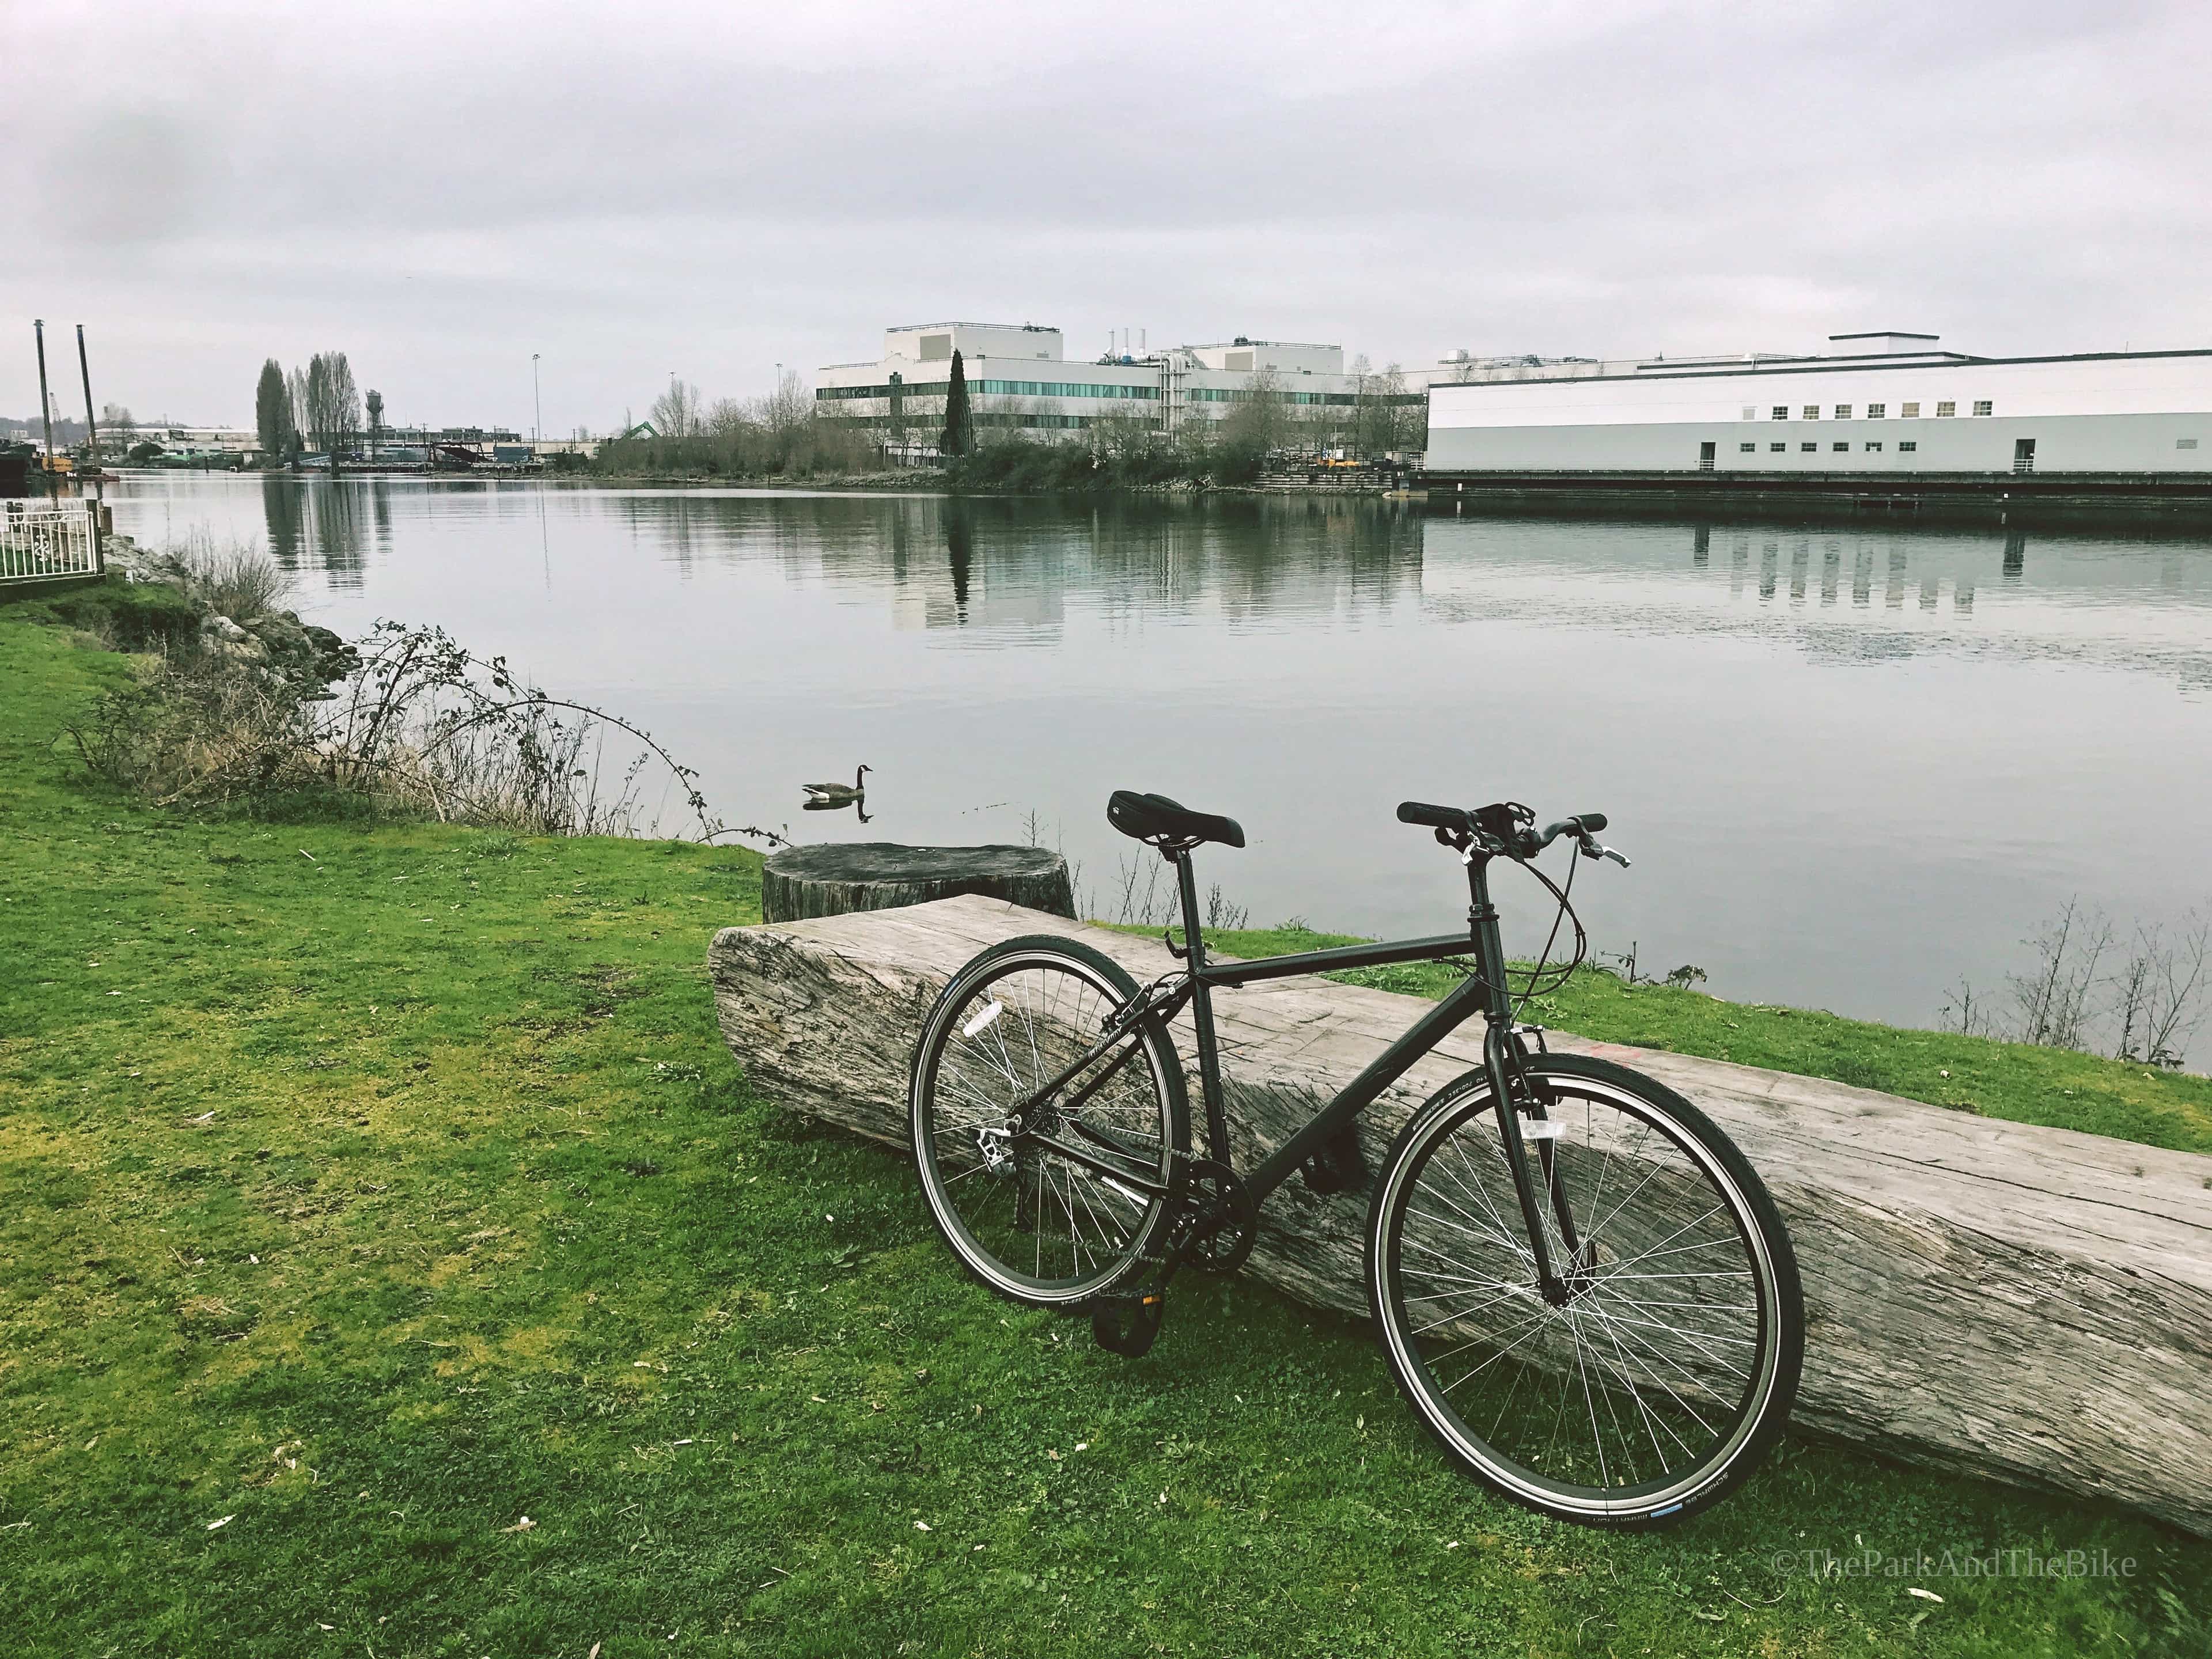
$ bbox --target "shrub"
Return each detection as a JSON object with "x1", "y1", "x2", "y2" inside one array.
[
  {"x1": 65, "y1": 616, "x2": 782, "y2": 846},
  {"x1": 177, "y1": 536, "x2": 295, "y2": 620}
]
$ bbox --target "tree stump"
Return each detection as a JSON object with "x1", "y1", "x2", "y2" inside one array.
[
  {"x1": 759, "y1": 843, "x2": 1075, "y2": 925},
  {"x1": 710, "y1": 896, "x2": 2212, "y2": 1537}
]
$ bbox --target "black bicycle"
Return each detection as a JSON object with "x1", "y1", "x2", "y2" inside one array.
[{"x1": 909, "y1": 789, "x2": 1804, "y2": 1528}]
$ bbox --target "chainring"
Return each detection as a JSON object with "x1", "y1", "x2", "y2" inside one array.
[{"x1": 1181, "y1": 1158, "x2": 1257, "y2": 1275}]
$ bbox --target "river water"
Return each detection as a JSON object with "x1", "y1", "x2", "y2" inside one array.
[{"x1": 107, "y1": 473, "x2": 2212, "y2": 1057}]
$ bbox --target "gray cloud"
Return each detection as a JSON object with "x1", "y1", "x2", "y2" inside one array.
[{"x1": 6, "y1": 0, "x2": 2206, "y2": 432}]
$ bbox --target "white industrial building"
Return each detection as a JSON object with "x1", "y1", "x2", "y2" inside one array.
[
  {"x1": 1425, "y1": 334, "x2": 2212, "y2": 477},
  {"x1": 815, "y1": 322, "x2": 1425, "y2": 442}
]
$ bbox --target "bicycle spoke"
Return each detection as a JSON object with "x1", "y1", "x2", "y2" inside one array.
[
  {"x1": 917, "y1": 949, "x2": 1176, "y2": 1304},
  {"x1": 1382, "y1": 1073, "x2": 1784, "y2": 1513}
]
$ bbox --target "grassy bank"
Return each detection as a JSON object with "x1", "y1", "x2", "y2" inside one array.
[
  {"x1": 1162, "y1": 927, "x2": 2212, "y2": 1157},
  {"x1": 3, "y1": 587, "x2": 2209, "y2": 1657}
]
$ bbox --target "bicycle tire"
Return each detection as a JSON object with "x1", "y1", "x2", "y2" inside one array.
[
  {"x1": 911, "y1": 934, "x2": 1190, "y2": 1308},
  {"x1": 1367, "y1": 1054, "x2": 1803, "y2": 1528}
]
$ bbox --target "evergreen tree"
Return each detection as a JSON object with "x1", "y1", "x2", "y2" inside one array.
[
  {"x1": 940, "y1": 350, "x2": 973, "y2": 458},
  {"x1": 254, "y1": 359, "x2": 297, "y2": 465}
]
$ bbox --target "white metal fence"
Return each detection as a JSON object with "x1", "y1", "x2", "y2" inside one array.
[{"x1": 1, "y1": 500, "x2": 102, "y2": 584}]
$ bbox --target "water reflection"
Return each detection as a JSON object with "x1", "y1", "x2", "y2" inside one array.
[
  {"x1": 1415, "y1": 515, "x2": 2212, "y2": 687},
  {"x1": 101, "y1": 474, "x2": 2212, "y2": 1060},
  {"x1": 946, "y1": 498, "x2": 972, "y2": 613},
  {"x1": 257, "y1": 475, "x2": 372, "y2": 586}
]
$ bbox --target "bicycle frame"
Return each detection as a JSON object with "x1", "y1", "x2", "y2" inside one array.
[{"x1": 1011, "y1": 840, "x2": 1583, "y2": 1297}]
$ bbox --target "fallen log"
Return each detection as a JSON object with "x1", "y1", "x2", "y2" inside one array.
[
  {"x1": 709, "y1": 896, "x2": 2212, "y2": 1536},
  {"x1": 760, "y1": 842, "x2": 1074, "y2": 925}
]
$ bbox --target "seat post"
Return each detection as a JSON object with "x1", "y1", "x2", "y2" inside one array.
[{"x1": 1172, "y1": 846, "x2": 1232, "y2": 1162}]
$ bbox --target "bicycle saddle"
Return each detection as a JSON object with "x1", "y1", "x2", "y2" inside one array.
[{"x1": 1107, "y1": 790, "x2": 1246, "y2": 850}]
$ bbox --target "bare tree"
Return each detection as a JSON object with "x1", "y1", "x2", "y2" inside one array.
[
  {"x1": 2008, "y1": 900, "x2": 2113, "y2": 1050},
  {"x1": 101, "y1": 402, "x2": 135, "y2": 435},
  {"x1": 1216, "y1": 366, "x2": 1293, "y2": 471},
  {"x1": 762, "y1": 369, "x2": 812, "y2": 440},
  {"x1": 1938, "y1": 978, "x2": 1999, "y2": 1038},
  {"x1": 1365, "y1": 362, "x2": 1420, "y2": 455},
  {"x1": 2113, "y1": 911, "x2": 2211, "y2": 1067},
  {"x1": 1113, "y1": 853, "x2": 1175, "y2": 926},
  {"x1": 1087, "y1": 403, "x2": 1161, "y2": 463},
  {"x1": 704, "y1": 396, "x2": 751, "y2": 440},
  {"x1": 650, "y1": 378, "x2": 703, "y2": 440},
  {"x1": 302, "y1": 351, "x2": 361, "y2": 461}
]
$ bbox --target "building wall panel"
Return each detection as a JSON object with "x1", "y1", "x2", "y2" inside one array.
[
  {"x1": 1427, "y1": 353, "x2": 2212, "y2": 476},
  {"x1": 1425, "y1": 413, "x2": 2210, "y2": 475}
]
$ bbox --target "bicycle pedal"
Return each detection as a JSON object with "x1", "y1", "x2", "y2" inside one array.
[
  {"x1": 1089, "y1": 1291, "x2": 1165, "y2": 1359},
  {"x1": 1300, "y1": 1124, "x2": 1369, "y2": 1196}
]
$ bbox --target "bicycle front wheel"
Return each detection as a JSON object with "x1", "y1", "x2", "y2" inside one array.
[
  {"x1": 1368, "y1": 1054, "x2": 1802, "y2": 1528},
  {"x1": 911, "y1": 935, "x2": 1189, "y2": 1308}
]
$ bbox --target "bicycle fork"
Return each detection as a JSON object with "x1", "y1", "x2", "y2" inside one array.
[{"x1": 1467, "y1": 859, "x2": 1590, "y2": 1306}]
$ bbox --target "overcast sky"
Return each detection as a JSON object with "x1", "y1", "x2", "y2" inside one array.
[{"x1": 7, "y1": 0, "x2": 2209, "y2": 434}]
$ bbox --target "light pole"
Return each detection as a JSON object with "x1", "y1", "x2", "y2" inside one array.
[{"x1": 532, "y1": 353, "x2": 542, "y2": 446}]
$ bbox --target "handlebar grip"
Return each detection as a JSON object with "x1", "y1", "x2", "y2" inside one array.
[
  {"x1": 1397, "y1": 801, "x2": 1471, "y2": 831},
  {"x1": 1534, "y1": 812, "x2": 1611, "y2": 851}
]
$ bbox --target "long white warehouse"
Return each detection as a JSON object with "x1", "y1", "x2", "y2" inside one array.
[{"x1": 1425, "y1": 335, "x2": 2212, "y2": 478}]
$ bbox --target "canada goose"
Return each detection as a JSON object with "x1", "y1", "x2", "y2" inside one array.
[{"x1": 801, "y1": 764, "x2": 870, "y2": 805}]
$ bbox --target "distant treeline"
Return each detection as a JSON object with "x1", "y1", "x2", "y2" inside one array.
[{"x1": 590, "y1": 358, "x2": 1424, "y2": 490}]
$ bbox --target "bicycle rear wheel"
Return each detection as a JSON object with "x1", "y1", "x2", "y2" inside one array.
[
  {"x1": 911, "y1": 935, "x2": 1188, "y2": 1308},
  {"x1": 1368, "y1": 1054, "x2": 1802, "y2": 1528}
]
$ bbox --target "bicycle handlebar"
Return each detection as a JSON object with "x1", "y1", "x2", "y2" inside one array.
[
  {"x1": 1395, "y1": 800, "x2": 1473, "y2": 832},
  {"x1": 1396, "y1": 801, "x2": 1615, "y2": 861},
  {"x1": 1536, "y1": 812, "x2": 1605, "y2": 843}
]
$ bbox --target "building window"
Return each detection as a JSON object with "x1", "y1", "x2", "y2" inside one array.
[
  {"x1": 1833, "y1": 441, "x2": 1850, "y2": 452},
  {"x1": 1866, "y1": 441, "x2": 1884, "y2": 452},
  {"x1": 1802, "y1": 405, "x2": 1820, "y2": 419},
  {"x1": 1740, "y1": 441, "x2": 1758, "y2": 453},
  {"x1": 1936, "y1": 400, "x2": 1956, "y2": 416},
  {"x1": 1867, "y1": 402, "x2": 1887, "y2": 418},
  {"x1": 1770, "y1": 442, "x2": 1786, "y2": 452},
  {"x1": 1771, "y1": 406, "x2": 1789, "y2": 420},
  {"x1": 2181, "y1": 438, "x2": 2200, "y2": 450},
  {"x1": 1741, "y1": 407, "x2": 1758, "y2": 421},
  {"x1": 1972, "y1": 400, "x2": 1993, "y2": 416},
  {"x1": 1899, "y1": 441, "x2": 1918, "y2": 452},
  {"x1": 1900, "y1": 402, "x2": 1920, "y2": 418},
  {"x1": 1835, "y1": 405, "x2": 1853, "y2": 419},
  {"x1": 1801, "y1": 442, "x2": 1818, "y2": 452}
]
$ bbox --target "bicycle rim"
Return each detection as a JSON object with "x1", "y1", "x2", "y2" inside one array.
[
  {"x1": 1373, "y1": 1069, "x2": 1790, "y2": 1522},
  {"x1": 913, "y1": 948, "x2": 1178, "y2": 1305}
]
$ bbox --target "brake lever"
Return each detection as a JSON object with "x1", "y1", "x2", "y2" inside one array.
[{"x1": 1577, "y1": 833, "x2": 1632, "y2": 869}]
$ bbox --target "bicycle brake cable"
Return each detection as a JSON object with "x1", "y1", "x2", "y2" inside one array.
[{"x1": 1510, "y1": 844, "x2": 1587, "y2": 1018}]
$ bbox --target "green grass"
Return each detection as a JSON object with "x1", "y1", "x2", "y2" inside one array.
[
  {"x1": 1174, "y1": 926, "x2": 2212, "y2": 1157},
  {"x1": 3, "y1": 586, "x2": 2209, "y2": 1657}
]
